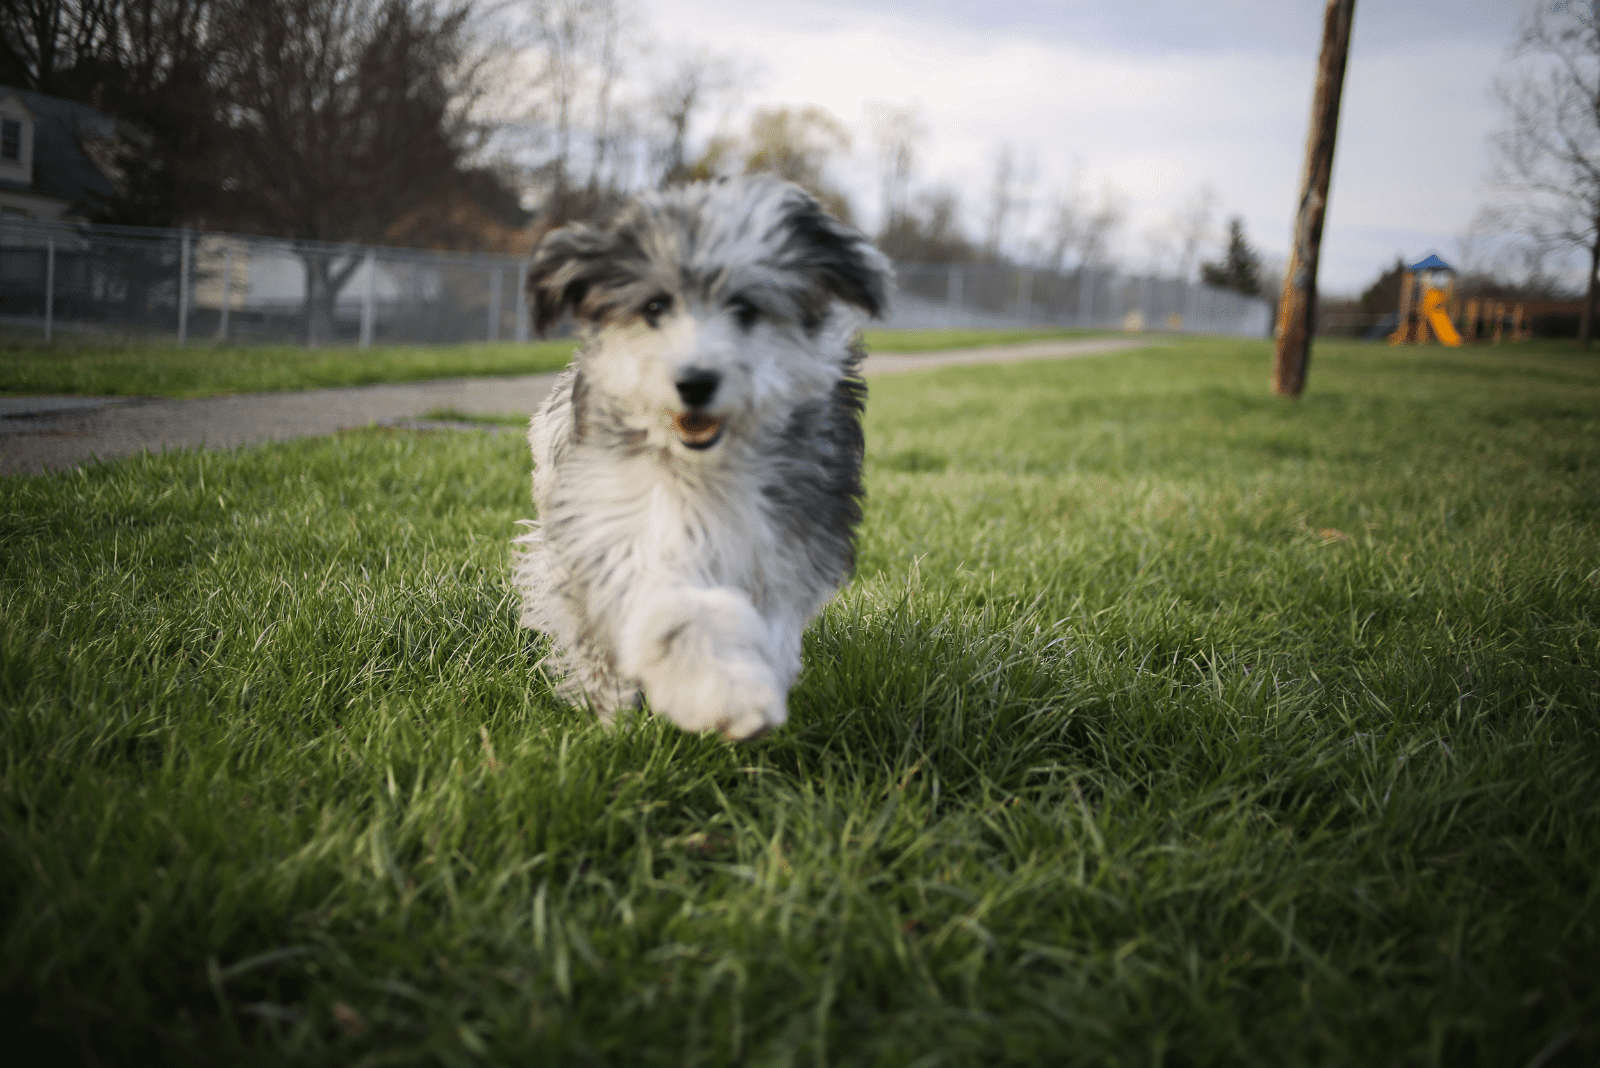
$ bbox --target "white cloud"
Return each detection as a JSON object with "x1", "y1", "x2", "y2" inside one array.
[{"x1": 641, "y1": 0, "x2": 1526, "y2": 291}]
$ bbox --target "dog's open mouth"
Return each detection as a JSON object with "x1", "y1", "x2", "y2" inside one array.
[{"x1": 672, "y1": 412, "x2": 724, "y2": 450}]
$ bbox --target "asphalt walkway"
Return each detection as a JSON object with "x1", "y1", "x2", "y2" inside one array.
[{"x1": 0, "y1": 336, "x2": 1152, "y2": 476}]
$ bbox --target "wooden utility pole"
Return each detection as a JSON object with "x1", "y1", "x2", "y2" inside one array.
[{"x1": 1273, "y1": 0, "x2": 1357, "y2": 397}]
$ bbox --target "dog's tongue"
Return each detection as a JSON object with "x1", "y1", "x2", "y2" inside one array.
[{"x1": 672, "y1": 412, "x2": 722, "y2": 447}]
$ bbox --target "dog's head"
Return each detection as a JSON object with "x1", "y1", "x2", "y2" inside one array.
[{"x1": 527, "y1": 176, "x2": 892, "y2": 454}]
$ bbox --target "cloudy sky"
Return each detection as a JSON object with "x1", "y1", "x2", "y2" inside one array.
[{"x1": 641, "y1": 0, "x2": 1538, "y2": 294}]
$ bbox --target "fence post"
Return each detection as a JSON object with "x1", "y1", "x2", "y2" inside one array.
[
  {"x1": 1078, "y1": 268, "x2": 1093, "y2": 327},
  {"x1": 488, "y1": 266, "x2": 502, "y2": 342},
  {"x1": 218, "y1": 246, "x2": 233, "y2": 341},
  {"x1": 1017, "y1": 268, "x2": 1033, "y2": 322},
  {"x1": 43, "y1": 237, "x2": 54, "y2": 342},
  {"x1": 177, "y1": 231, "x2": 191, "y2": 346},
  {"x1": 948, "y1": 266, "x2": 963, "y2": 328},
  {"x1": 360, "y1": 249, "x2": 376, "y2": 349},
  {"x1": 515, "y1": 260, "x2": 529, "y2": 342}
]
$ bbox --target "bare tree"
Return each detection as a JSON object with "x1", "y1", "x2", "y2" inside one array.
[
  {"x1": 648, "y1": 50, "x2": 734, "y2": 188},
  {"x1": 863, "y1": 99, "x2": 924, "y2": 238},
  {"x1": 1010, "y1": 151, "x2": 1038, "y2": 260},
  {"x1": 1039, "y1": 183, "x2": 1084, "y2": 271},
  {"x1": 1076, "y1": 182, "x2": 1125, "y2": 270},
  {"x1": 1172, "y1": 183, "x2": 1217, "y2": 282},
  {"x1": 1519, "y1": 241, "x2": 1554, "y2": 295},
  {"x1": 1489, "y1": 3, "x2": 1600, "y2": 345},
  {"x1": 1141, "y1": 225, "x2": 1175, "y2": 277},
  {"x1": 1452, "y1": 208, "x2": 1499, "y2": 277},
  {"x1": 210, "y1": 0, "x2": 502, "y2": 344},
  {"x1": 735, "y1": 104, "x2": 854, "y2": 221},
  {"x1": 982, "y1": 144, "x2": 1013, "y2": 260},
  {"x1": 1135, "y1": 184, "x2": 1217, "y2": 280},
  {"x1": 513, "y1": 0, "x2": 634, "y2": 226},
  {"x1": 0, "y1": 1, "x2": 227, "y2": 225},
  {"x1": 876, "y1": 186, "x2": 976, "y2": 262},
  {"x1": 0, "y1": 0, "x2": 119, "y2": 94},
  {"x1": 980, "y1": 143, "x2": 1041, "y2": 263},
  {"x1": 1457, "y1": 202, "x2": 1583, "y2": 300}
]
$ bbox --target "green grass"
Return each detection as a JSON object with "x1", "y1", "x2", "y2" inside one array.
[
  {"x1": 860, "y1": 327, "x2": 1108, "y2": 353},
  {"x1": 0, "y1": 328, "x2": 1104, "y2": 400},
  {"x1": 0, "y1": 339, "x2": 581, "y2": 399},
  {"x1": 2, "y1": 337, "x2": 1597, "y2": 1065},
  {"x1": 417, "y1": 407, "x2": 531, "y2": 426}
]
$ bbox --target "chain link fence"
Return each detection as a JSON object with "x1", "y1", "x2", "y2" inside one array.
[
  {"x1": 886, "y1": 262, "x2": 1272, "y2": 336},
  {"x1": 0, "y1": 219, "x2": 530, "y2": 347},
  {"x1": 0, "y1": 218, "x2": 1272, "y2": 345}
]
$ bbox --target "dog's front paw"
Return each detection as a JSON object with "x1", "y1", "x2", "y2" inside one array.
[
  {"x1": 652, "y1": 655, "x2": 788, "y2": 741},
  {"x1": 621, "y1": 588, "x2": 789, "y2": 740}
]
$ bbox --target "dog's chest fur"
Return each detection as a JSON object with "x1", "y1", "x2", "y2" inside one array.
[{"x1": 538, "y1": 368, "x2": 865, "y2": 622}]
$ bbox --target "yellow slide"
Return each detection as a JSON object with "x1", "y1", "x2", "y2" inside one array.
[{"x1": 1421, "y1": 288, "x2": 1462, "y2": 346}]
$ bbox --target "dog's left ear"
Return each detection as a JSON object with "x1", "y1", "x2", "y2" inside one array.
[{"x1": 777, "y1": 192, "x2": 894, "y2": 320}]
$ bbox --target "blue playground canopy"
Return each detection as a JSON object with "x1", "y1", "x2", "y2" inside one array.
[{"x1": 1408, "y1": 253, "x2": 1452, "y2": 272}]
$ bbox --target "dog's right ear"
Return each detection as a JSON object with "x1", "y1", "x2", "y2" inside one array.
[{"x1": 526, "y1": 223, "x2": 617, "y2": 335}]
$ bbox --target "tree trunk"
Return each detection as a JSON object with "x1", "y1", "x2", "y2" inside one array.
[
  {"x1": 303, "y1": 254, "x2": 332, "y2": 347},
  {"x1": 1272, "y1": 0, "x2": 1357, "y2": 397},
  {"x1": 299, "y1": 251, "x2": 363, "y2": 348},
  {"x1": 1582, "y1": 226, "x2": 1600, "y2": 351}
]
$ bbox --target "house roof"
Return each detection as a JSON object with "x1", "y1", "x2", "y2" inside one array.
[{"x1": 0, "y1": 85, "x2": 119, "y2": 214}]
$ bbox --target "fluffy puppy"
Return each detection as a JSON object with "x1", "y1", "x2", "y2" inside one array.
[{"x1": 512, "y1": 176, "x2": 892, "y2": 740}]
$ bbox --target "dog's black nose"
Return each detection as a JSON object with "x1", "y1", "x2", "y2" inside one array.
[{"x1": 675, "y1": 370, "x2": 720, "y2": 408}]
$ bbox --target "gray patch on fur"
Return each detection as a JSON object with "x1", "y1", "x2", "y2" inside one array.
[{"x1": 760, "y1": 345, "x2": 868, "y2": 584}]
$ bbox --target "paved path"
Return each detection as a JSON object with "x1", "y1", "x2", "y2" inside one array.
[
  {"x1": 858, "y1": 336, "x2": 1149, "y2": 375},
  {"x1": 0, "y1": 336, "x2": 1152, "y2": 476}
]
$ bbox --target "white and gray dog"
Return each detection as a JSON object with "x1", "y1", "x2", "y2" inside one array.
[{"x1": 512, "y1": 176, "x2": 893, "y2": 740}]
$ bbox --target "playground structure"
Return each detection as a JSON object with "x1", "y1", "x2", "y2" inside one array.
[{"x1": 1389, "y1": 254, "x2": 1528, "y2": 346}]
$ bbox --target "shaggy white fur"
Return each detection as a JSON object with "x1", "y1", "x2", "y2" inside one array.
[{"x1": 513, "y1": 176, "x2": 893, "y2": 739}]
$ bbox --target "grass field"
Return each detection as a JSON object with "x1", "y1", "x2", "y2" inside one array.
[
  {"x1": 0, "y1": 338, "x2": 583, "y2": 399},
  {"x1": 0, "y1": 327, "x2": 1098, "y2": 400},
  {"x1": 2, "y1": 337, "x2": 1597, "y2": 1065},
  {"x1": 860, "y1": 327, "x2": 1104, "y2": 353}
]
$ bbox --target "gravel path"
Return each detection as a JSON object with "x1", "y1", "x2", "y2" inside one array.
[{"x1": 0, "y1": 336, "x2": 1152, "y2": 476}]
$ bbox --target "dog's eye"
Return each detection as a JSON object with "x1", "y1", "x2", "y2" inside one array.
[
  {"x1": 728, "y1": 297, "x2": 760, "y2": 330},
  {"x1": 641, "y1": 295, "x2": 673, "y2": 326}
]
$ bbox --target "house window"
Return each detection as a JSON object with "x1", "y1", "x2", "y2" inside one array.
[{"x1": 1, "y1": 119, "x2": 19, "y2": 162}]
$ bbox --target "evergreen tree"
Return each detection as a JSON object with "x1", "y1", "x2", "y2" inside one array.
[
  {"x1": 1359, "y1": 257, "x2": 1408, "y2": 315},
  {"x1": 1201, "y1": 218, "x2": 1262, "y2": 295}
]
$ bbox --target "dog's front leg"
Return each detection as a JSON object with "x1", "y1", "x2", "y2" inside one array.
[{"x1": 616, "y1": 584, "x2": 788, "y2": 740}]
